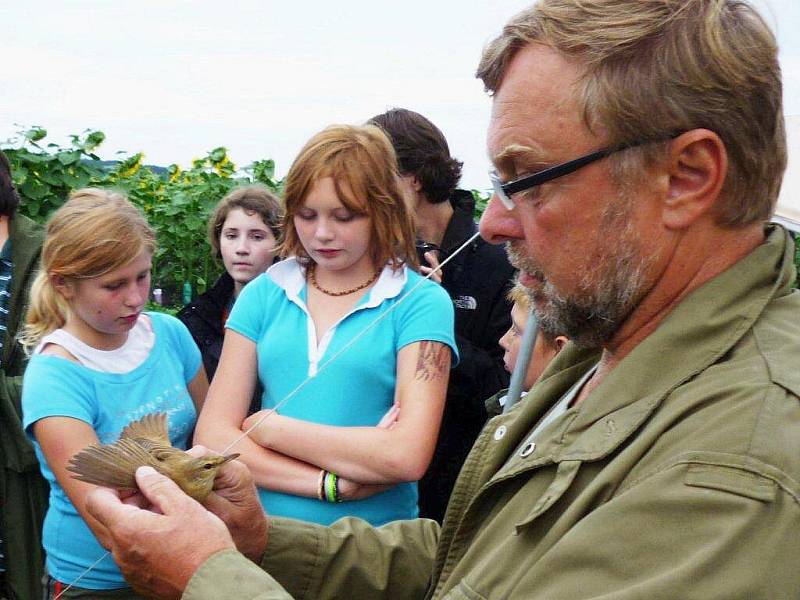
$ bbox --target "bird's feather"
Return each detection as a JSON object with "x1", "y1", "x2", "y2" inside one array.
[
  {"x1": 67, "y1": 437, "x2": 156, "y2": 489},
  {"x1": 119, "y1": 412, "x2": 170, "y2": 445}
]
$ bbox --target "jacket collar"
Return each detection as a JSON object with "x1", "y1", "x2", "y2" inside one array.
[
  {"x1": 497, "y1": 225, "x2": 796, "y2": 465},
  {"x1": 440, "y1": 190, "x2": 478, "y2": 256}
]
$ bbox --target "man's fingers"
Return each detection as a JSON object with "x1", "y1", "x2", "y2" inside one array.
[
  {"x1": 186, "y1": 444, "x2": 214, "y2": 458},
  {"x1": 135, "y1": 466, "x2": 195, "y2": 515},
  {"x1": 211, "y1": 456, "x2": 251, "y2": 492},
  {"x1": 86, "y1": 487, "x2": 138, "y2": 532}
]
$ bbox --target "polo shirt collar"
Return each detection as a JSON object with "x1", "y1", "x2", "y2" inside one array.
[{"x1": 267, "y1": 257, "x2": 408, "y2": 308}]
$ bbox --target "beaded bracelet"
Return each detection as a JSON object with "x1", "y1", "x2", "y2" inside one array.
[{"x1": 323, "y1": 471, "x2": 342, "y2": 503}]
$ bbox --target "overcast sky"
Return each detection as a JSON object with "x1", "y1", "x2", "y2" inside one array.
[{"x1": 2, "y1": 0, "x2": 799, "y2": 199}]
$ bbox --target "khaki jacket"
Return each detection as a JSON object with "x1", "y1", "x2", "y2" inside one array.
[{"x1": 184, "y1": 226, "x2": 800, "y2": 600}]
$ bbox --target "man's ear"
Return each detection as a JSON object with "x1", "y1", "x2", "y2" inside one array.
[
  {"x1": 51, "y1": 274, "x2": 74, "y2": 300},
  {"x1": 662, "y1": 129, "x2": 727, "y2": 230},
  {"x1": 554, "y1": 335, "x2": 568, "y2": 354}
]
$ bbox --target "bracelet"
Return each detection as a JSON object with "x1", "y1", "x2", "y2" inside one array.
[
  {"x1": 323, "y1": 471, "x2": 342, "y2": 503},
  {"x1": 317, "y1": 470, "x2": 327, "y2": 501}
]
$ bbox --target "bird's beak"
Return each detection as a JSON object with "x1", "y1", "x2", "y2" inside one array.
[{"x1": 220, "y1": 453, "x2": 240, "y2": 465}]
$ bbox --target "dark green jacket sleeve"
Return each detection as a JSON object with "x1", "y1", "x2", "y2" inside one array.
[
  {"x1": 183, "y1": 517, "x2": 439, "y2": 600},
  {"x1": 0, "y1": 214, "x2": 48, "y2": 600}
]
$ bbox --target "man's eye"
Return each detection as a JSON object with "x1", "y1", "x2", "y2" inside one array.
[{"x1": 516, "y1": 186, "x2": 543, "y2": 204}]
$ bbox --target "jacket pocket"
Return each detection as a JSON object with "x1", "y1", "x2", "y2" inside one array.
[
  {"x1": 442, "y1": 579, "x2": 488, "y2": 600},
  {"x1": 684, "y1": 463, "x2": 776, "y2": 502}
]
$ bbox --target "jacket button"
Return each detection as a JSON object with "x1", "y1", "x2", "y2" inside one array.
[
  {"x1": 494, "y1": 425, "x2": 507, "y2": 440},
  {"x1": 520, "y1": 442, "x2": 536, "y2": 457}
]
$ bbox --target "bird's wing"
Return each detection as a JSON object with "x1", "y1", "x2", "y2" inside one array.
[
  {"x1": 119, "y1": 412, "x2": 171, "y2": 445},
  {"x1": 67, "y1": 438, "x2": 154, "y2": 490}
]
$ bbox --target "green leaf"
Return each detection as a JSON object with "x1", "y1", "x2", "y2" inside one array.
[
  {"x1": 57, "y1": 151, "x2": 81, "y2": 166},
  {"x1": 25, "y1": 127, "x2": 47, "y2": 143},
  {"x1": 18, "y1": 153, "x2": 48, "y2": 165},
  {"x1": 84, "y1": 131, "x2": 106, "y2": 152},
  {"x1": 20, "y1": 180, "x2": 50, "y2": 200},
  {"x1": 209, "y1": 147, "x2": 227, "y2": 163}
]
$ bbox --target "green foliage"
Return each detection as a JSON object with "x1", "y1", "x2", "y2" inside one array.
[
  {"x1": 4, "y1": 127, "x2": 105, "y2": 219},
  {"x1": 4, "y1": 125, "x2": 493, "y2": 307},
  {"x1": 471, "y1": 189, "x2": 491, "y2": 219},
  {"x1": 2, "y1": 127, "x2": 284, "y2": 306}
]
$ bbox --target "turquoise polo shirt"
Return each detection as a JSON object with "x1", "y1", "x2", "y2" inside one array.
[{"x1": 226, "y1": 258, "x2": 457, "y2": 525}]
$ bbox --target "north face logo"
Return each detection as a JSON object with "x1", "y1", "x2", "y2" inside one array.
[{"x1": 453, "y1": 295, "x2": 477, "y2": 310}]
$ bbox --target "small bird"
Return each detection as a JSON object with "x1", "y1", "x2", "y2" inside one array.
[{"x1": 67, "y1": 412, "x2": 239, "y2": 502}]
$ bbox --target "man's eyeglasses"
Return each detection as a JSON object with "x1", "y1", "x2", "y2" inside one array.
[{"x1": 489, "y1": 136, "x2": 674, "y2": 210}]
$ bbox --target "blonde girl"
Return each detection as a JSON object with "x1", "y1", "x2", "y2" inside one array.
[
  {"x1": 21, "y1": 189, "x2": 207, "y2": 598},
  {"x1": 196, "y1": 124, "x2": 458, "y2": 526}
]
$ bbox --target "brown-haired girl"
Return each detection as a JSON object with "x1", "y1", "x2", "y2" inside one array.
[
  {"x1": 178, "y1": 185, "x2": 281, "y2": 383},
  {"x1": 196, "y1": 124, "x2": 457, "y2": 526}
]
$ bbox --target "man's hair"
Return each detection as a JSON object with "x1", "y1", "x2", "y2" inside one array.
[
  {"x1": 281, "y1": 124, "x2": 418, "y2": 271},
  {"x1": 208, "y1": 185, "x2": 282, "y2": 259},
  {"x1": 477, "y1": 0, "x2": 786, "y2": 226},
  {"x1": 0, "y1": 151, "x2": 21, "y2": 217},
  {"x1": 369, "y1": 108, "x2": 463, "y2": 204}
]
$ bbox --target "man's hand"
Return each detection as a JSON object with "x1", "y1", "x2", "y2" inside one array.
[
  {"x1": 86, "y1": 466, "x2": 235, "y2": 600},
  {"x1": 189, "y1": 445, "x2": 269, "y2": 562}
]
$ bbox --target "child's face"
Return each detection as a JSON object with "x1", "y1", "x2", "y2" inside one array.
[
  {"x1": 219, "y1": 207, "x2": 277, "y2": 290},
  {"x1": 499, "y1": 301, "x2": 564, "y2": 389},
  {"x1": 294, "y1": 176, "x2": 374, "y2": 276},
  {"x1": 499, "y1": 302, "x2": 528, "y2": 376},
  {"x1": 57, "y1": 250, "x2": 152, "y2": 350}
]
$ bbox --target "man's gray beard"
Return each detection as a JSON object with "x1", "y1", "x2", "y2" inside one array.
[{"x1": 506, "y1": 209, "x2": 652, "y2": 349}]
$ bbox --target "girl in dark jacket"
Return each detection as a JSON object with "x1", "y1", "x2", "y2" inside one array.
[{"x1": 178, "y1": 186, "x2": 281, "y2": 384}]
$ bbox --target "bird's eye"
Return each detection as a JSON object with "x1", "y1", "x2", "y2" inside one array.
[{"x1": 203, "y1": 463, "x2": 214, "y2": 470}]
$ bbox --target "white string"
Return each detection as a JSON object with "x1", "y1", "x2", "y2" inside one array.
[
  {"x1": 60, "y1": 229, "x2": 483, "y2": 595},
  {"x1": 53, "y1": 550, "x2": 111, "y2": 599}
]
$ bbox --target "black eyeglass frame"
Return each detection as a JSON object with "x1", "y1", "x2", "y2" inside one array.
[{"x1": 490, "y1": 135, "x2": 678, "y2": 210}]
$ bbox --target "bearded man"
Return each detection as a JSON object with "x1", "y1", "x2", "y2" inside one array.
[{"x1": 85, "y1": 1, "x2": 800, "y2": 598}]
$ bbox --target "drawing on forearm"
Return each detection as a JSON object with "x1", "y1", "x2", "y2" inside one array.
[{"x1": 414, "y1": 341, "x2": 449, "y2": 381}]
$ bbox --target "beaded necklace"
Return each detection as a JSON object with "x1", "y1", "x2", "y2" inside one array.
[{"x1": 307, "y1": 262, "x2": 380, "y2": 297}]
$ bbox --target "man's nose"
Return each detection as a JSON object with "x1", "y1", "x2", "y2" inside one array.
[{"x1": 479, "y1": 195, "x2": 524, "y2": 245}]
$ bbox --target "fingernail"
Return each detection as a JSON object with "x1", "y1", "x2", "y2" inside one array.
[{"x1": 137, "y1": 466, "x2": 158, "y2": 476}]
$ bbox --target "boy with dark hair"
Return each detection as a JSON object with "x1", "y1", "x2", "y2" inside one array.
[{"x1": 370, "y1": 108, "x2": 515, "y2": 523}]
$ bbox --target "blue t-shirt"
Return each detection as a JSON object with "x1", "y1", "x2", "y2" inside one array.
[
  {"x1": 22, "y1": 312, "x2": 201, "y2": 590},
  {"x1": 226, "y1": 259, "x2": 457, "y2": 526}
]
